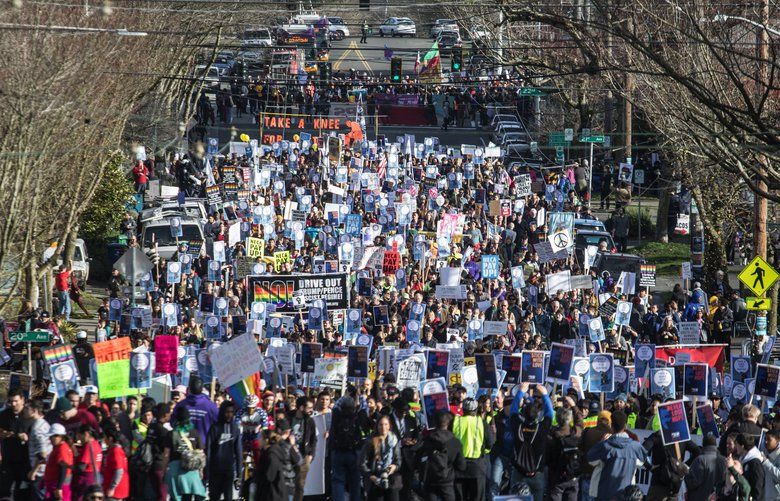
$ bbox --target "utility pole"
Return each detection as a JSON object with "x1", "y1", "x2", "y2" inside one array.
[
  {"x1": 756, "y1": 0, "x2": 776, "y2": 337},
  {"x1": 624, "y1": 72, "x2": 633, "y2": 163}
]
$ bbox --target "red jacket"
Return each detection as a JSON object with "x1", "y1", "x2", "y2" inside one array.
[{"x1": 132, "y1": 163, "x2": 149, "y2": 184}]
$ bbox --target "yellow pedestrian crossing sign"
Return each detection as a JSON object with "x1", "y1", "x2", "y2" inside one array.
[
  {"x1": 746, "y1": 297, "x2": 772, "y2": 311},
  {"x1": 739, "y1": 255, "x2": 780, "y2": 296}
]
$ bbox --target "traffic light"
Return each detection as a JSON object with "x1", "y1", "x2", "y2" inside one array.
[
  {"x1": 318, "y1": 62, "x2": 331, "y2": 84},
  {"x1": 390, "y1": 57, "x2": 402, "y2": 82},
  {"x1": 451, "y1": 47, "x2": 463, "y2": 72}
]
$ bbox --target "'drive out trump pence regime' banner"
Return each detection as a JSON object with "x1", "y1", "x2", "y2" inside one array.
[{"x1": 246, "y1": 273, "x2": 349, "y2": 314}]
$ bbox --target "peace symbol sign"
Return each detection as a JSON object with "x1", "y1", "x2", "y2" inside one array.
[{"x1": 554, "y1": 232, "x2": 569, "y2": 247}]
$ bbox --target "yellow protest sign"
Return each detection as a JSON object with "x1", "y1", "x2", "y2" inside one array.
[
  {"x1": 738, "y1": 255, "x2": 780, "y2": 296},
  {"x1": 246, "y1": 237, "x2": 265, "y2": 258},
  {"x1": 368, "y1": 361, "x2": 377, "y2": 381},
  {"x1": 449, "y1": 372, "x2": 461, "y2": 385},
  {"x1": 746, "y1": 296, "x2": 772, "y2": 311},
  {"x1": 464, "y1": 357, "x2": 475, "y2": 366},
  {"x1": 274, "y1": 251, "x2": 291, "y2": 272}
]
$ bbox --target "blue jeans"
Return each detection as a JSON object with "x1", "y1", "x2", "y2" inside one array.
[
  {"x1": 516, "y1": 467, "x2": 547, "y2": 501},
  {"x1": 579, "y1": 477, "x2": 595, "y2": 501},
  {"x1": 489, "y1": 455, "x2": 520, "y2": 499},
  {"x1": 331, "y1": 449, "x2": 361, "y2": 501},
  {"x1": 57, "y1": 291, "x2": 70, "y2": 321}
]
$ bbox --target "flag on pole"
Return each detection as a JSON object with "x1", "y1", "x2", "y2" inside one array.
[
  {"x1": 384, "y1": 45, "x2": 393, "y2": 60},
  {"x1": 377, "y1": 154, "x2": 387, "y2": 179},
  {"x1": 414, "y1": 50, "x2": 421, "y2": 74},
  {"x1": 419, "y1": 41, "x2": 441, "y2": 81}
]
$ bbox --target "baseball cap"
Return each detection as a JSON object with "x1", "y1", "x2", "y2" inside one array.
[{"x1": 49, "y1": 423, "x2": 67, "y2": 437}]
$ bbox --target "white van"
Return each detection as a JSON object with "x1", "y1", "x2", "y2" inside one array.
[
  {"x1": 51, "y1": 238, "x2": 91, "y2": 285},
  {"x1": 141, "y1": 217, "x2": 205, "y2": 259}
]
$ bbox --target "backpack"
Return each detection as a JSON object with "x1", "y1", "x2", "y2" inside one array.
[
  {"x1": 558, "y1": 433, "x2": 583, "y2": 480},
  {"x1": 281, "y1": 442, "x2": 297, "y2": 489},
  {"x1": 130, "y1": 439, "x2": 154, "y2": 471},
  {"x1": 513, "y1": 422, "x2": 543, "y2": 476},
  {"x1": 330, "y1": 412, "x2": 361, "y2": 451},
  {"x1": 420, "y1": 441, "x2": 453, "y2": 486}
]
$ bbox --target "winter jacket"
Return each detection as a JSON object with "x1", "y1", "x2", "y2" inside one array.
[
  {"x1": 739, "y1": 447, "x2": 765, "y2": 501},
  {"x1": 642, "y1": 430, "x2": 700, "y2": 494},
  {"x1": 256, "y1": 440, "x2": 301, "y2": 501},
  {"x1": 360, "y1": 433, "x2": 402, "y2": 491},
  {"x1": 685, "y1": 444, "x2": 727, "y2": 501},
  {"x1": 416, "y1": 429, "x2": 466, "y2": 487},
  {"x1": 205, "y1": 420, "x2": 242, "y2": 474},
  {"x1": 286, "y1": 412, "x2": 317, "y2": 458},
  {"x1": 173, "y1": 393, "x2": 219, "y2": 445},
  {"x1": 586, "y1": 433, "x2": 648, "y2": 500},
  {"x1": 762, "y1": 445, "x2": 780, "y2": 501}
]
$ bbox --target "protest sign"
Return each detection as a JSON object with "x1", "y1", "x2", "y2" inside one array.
[
  {"x1": 651, "y1": 367, "x2": 676, "y2": 400},
  {"x1": 426, "y1": 350, "x2": 450, "y2": 380},
  {"x1": 546, "y1": 270, "x2": 571, "y2": 294},
  {"x1": 483, "y1": 321, "x2": 508, "y2": 337},
  {"x1": 678, "y1": 322, "x2": 700, "y2": 345},
  {"x1": 347, "y1": 345, "x2": 369, "y2": 379},
  {"x1": 502, "y1": 355, "x2": 522, "y2": 386},
  {"x1": 247, "y1": 273, "x2": 349, "y2": 313},
  {"x1": 314, "y1": 357, "x2": 347, "y2": 389},
  {"x1": 300, "y1": 343, "x2": 322, "y2": 374},
  {"x1": 516, "y1": 174, "x2": 532, "y2": 196},
  {"x1": 639, "y1": 264, "x2": 656, "y2": 287},
  {"x1": 683, "y1": 363, "x2": 709, "y2": 398},
  {"x1": 474, "y1": 353, "x2": 498, "y2": 389},
  {"x1": 521, "y1": 351, "x2": 545, "y2": 383},
  {"x1": 130, "y1": 351, "x2": 153, "y2": 389},
  {"x1": 657, "y1": 400, "x2": 691, "y2": 445},
  {"x1": 588, "y1": 353, "x2": 615, "y2": 393},
  {"x1": 696, "y1": 404, "x2": 720, "y2": 438},
  {"x1": 547, "y1": 343, "x2": 574, "y2": 384},
  {"x1": 93, "y1": 338, "x2": 134, "y2": 399},
  {"x1": 754, "y1": 363, "x2": 780, "y2": 399},
  {"x1": 154, "y1": 335, "x2": 179, "y2": 374},
  {"x1": 209, "y1": 333, "x2": 263, "y2": 388},
  {"x1": 421, "y1": 378, "x2": 450, "y2": 429},
  {"x1": 731, "y1": 354, "x2": 752, "y2": 382},
  {"x1": 588, "y1": 317, "x2": 605, "y2": 343},
  {"x1": 51, "y1": 360, "x2": 80, "y2": 398},
  {"x1": 656, "y1": 345, "x2": 725, "y2": 374},
  {"x1": 396, "y1": 356, "x2": 424, "y2": 390},
  {"x1": 614, "y1": 301, "x2": 632, "y2": 326},
  {"x1": 481, "y1": 255, "x2": 500, "y2": 279}
]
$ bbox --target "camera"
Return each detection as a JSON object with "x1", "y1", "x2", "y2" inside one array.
[{"x1": 378, "y1": 470, "x2": 390, "y2": 490}]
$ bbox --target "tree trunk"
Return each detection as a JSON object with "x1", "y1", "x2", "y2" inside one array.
[
  {"x1": 655, "y1": 162, "x2": 673, "y2": 243},
  {"x1": 63, "y1": 225, "x2": 79, "y2": 268},
  {"x1": 702, "y1": 227, "x2": 727, "y2": 287},
  {"x1": 24, "y1": 262, "x2": 40, "y2": 309}
]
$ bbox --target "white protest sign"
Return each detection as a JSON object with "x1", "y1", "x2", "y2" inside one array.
[{"x1": 209, "y1": 333, "x2": 263, "y2": 388}]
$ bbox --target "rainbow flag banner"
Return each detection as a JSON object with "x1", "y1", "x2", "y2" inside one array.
[{"x1": 419, "y1": 41, "x2": 441, "y2": 83}]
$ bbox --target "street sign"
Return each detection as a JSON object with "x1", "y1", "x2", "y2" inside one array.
[
  {"x1": 564, "y1": 128, "x2": 574, "y2": 142},
  {"x1": 634, "y1": 169, "x2": 645, "y2": 185},
  {"x1": 548, "y1": 132, "x2": 568, "y2": 147},
  {"x1": 520, "y1": 87, "x2": 547, "y2": 96},
  {"x1": 555, "y1": 146, "x2": 565, "y2": 162},
  {"x1": 746, "y1": 297, "x2": 772, "y2": 311},
  {"x1": 9, "y1": 331, "x2": 51, "y2": 343},
  {"x1": 580, "y1": 135, "x2": 606, "y2": 143},
  {"x1": 739, "y1": 255, "x2": 780, "y2": 296}
]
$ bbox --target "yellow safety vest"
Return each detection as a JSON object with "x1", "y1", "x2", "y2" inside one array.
[
  {"x1": 452, "y1": 415, "x2": 485, "y2": 459},
  {"x1": 583, "y1": 415, "x2": 598, "y2": 429}
]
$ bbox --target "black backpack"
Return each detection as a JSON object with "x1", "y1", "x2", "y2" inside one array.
[
  {"x1": 330, "y1": 412, "x2": 361, "y2": 451},
  {"x1": 514, "y1": 422, "x2": 544, "y2": 476},
  {"x1": 420, "y1": 442, "x2": 453, "y2": 485},
  {"x1": 558, "y1": 433, "x2": 583, "y2": 480},
  {"x1": 130, "y1": 439, "x2": 154, "y2": 471}
]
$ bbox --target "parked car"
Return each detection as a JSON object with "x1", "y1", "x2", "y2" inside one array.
[
  {"x1": 193, "y1": 65, "x2": 219, "y2": 86},
  {"x1": 242, "y1": 28, "x2": 273, "y2": 47},
  {"x1": 436, "y1": 30, "x2": 462, "y2": 49},
  {"x1": 574, "y1": 218, "x2": 607, "y2": 233},
  {"x1": 430, "y1": 19, "x2": 459, "y2": 38},
  {"x1": 493, "y1": 123, "x2": 525, "y2": 143},
  {"x1": 378, "y1": 17, "x2": 416, "y2": 37},
  {"x1": 491, "y1": 114, "x2": 520, "y2": 130},
  {"x1": 327, "y1": 17, "x2": 350, "y2": 39},
  {"x1": 499, "y1": 131, "x2": 531, "y2": 146},
  {"x1": 51, "y1": 239, "x2": 91, "y2": 286},
  {"x1": 591, "y1": 252, "x2": 645, "y2": 278}
]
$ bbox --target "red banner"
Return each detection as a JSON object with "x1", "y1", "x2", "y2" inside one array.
[{"x1": 655, "y1": 344, "x2": 726, "y2": 374}]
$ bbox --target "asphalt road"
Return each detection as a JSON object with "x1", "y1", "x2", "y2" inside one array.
[{"x1": 328, "y1": 34, "x2": 456, "y2": 75}]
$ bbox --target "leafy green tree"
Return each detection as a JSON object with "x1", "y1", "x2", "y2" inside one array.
[{"x1": 79, "y1": 152, "x2": 135, "y2": 244}]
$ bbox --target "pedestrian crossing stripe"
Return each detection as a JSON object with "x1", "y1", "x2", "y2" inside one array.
[
  {"x1": 746, "y1": 297, "x2": 772, "y2": 311},
  {"x1": 738, "y1": 255, "x2": 780, "y2": 297}
]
